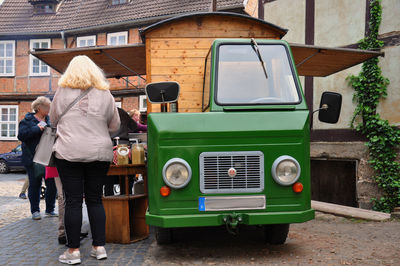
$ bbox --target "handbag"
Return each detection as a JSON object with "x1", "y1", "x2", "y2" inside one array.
[
  {"x1": 33, "y1": 87, "x2": 93, "y2": 166},
  {"x1": 33, "y1": 162, "x2": 46, "y2": 179},
  {"x1": 45, "y1": 166, "x2": 59, "y2": 179}
]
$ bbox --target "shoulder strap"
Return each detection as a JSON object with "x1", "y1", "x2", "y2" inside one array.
[{"x1": 52, "y1": 87, "x2": 93, "y2": 128}]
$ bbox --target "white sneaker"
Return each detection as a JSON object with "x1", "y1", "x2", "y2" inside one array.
[
  {"x1": 59, "y1": 250, "x2": 81, "y2": 265},
  {"x1": 90, "y1": 246, "x2": 107, "y2": 260}
]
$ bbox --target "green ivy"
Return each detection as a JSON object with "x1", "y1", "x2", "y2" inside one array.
[{"x1": 347, "y1": 0, "x2": 400, "y2": 212}]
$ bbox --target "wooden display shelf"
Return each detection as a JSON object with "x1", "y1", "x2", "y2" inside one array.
[{"x1": 104, "y1": 164, "x2": 148, "y2": 244}]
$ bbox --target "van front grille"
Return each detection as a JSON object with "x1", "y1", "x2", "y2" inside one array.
[{"x1": 200, "y1": 151, "x2": 264, "y2": 193}]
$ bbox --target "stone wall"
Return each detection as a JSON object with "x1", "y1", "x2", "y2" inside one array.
[
  {"x1": 265, "y1": 0, "x2": 399, "y2": 209},
  {"x1": 264, "y1": 0, "x2": 400, "y2": 128},
  {"x1": 311, "y1": 142, "x2": 383, "y2": 209}
]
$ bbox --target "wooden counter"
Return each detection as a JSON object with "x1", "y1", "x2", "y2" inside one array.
[{"x1": 103, "y1": 164, "x2": 148, "y2": 244}]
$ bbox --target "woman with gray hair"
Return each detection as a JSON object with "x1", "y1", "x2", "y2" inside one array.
[{"x1": 17, "y1": 96, "x2": 57, "y2": 220}]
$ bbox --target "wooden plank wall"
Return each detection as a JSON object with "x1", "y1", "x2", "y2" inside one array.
[{"x1": 145, "y1": 16, "x2": 281, "y2": 113}]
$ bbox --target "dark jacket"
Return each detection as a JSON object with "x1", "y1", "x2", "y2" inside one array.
[
  {"x1": 17, "y1": 112, "x2": 50, "y2": 166},
  {"x1": 111, "y1": 108, "x2": 137, "y2": 142}
]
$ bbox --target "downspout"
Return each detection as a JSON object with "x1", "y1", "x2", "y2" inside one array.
[{"x1": 60, "y1": 31, "x2": 66, "y2": 48}]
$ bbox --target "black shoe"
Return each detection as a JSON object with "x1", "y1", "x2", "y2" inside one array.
[{"x1": 58, "y1": 235, "x2": 67, "y2": 245}]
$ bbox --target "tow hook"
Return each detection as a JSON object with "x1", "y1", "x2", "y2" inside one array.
[{"x1": 222, "y1": 213, "x2": 243, "y2": 235}]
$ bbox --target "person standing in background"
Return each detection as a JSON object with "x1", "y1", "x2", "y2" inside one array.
[
  {"x1": 18, "y1": 177, "x2": 29, "y2": 199},
  {"x1": 17, "y1": 96, "x2": 58, "y2": 220},
  {"x1": 128, "y1": 109, "x2": 147, "y2": 132}
]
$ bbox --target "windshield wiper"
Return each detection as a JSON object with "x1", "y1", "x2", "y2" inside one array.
[{"x1": 250, "y1": 38, "x2": 268, "y2": 79}]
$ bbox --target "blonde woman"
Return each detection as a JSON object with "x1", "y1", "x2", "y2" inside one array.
[
  {"x1": 128, "y1": 108, "x2": 147, "y2": 132},
  {"x1": 50, "y1": 55, "x2": 120, "y2": 264},
  {"x1": 18, "y1": 96, "x2": 57, "y2": 220}
]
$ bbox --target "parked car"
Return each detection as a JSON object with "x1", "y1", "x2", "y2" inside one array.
[{"x1": 0, "y1": 145, "x2": 25, "y2": 174}]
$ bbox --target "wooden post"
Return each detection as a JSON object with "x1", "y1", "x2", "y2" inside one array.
[
  {"x1": 258, "y1": 0, "x2": 264, "y2": 19},
  {"x1": 209, "y1": 0, "x2": 216, "y2": 12}
]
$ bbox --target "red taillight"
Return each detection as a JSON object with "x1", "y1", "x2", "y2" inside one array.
[
  {"x1": 292, "y1": 182, "x2": 303, "y2": 193},
  {"x1": 160, "y1": 186, "x2": 171, "y2": 197}
]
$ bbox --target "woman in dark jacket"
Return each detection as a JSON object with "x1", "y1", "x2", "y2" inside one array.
[{"x1": 18, "y1": 96, "x2": 57, "y2": 220}]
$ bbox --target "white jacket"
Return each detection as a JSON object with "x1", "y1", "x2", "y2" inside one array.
[{"x1": 49, "y1": 87, "x2": 120, "y2": 162}]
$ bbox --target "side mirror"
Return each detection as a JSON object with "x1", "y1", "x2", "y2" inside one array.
[
  {"x1": 318, "y1": 92, "x2": 342, "y2": 124},
  {"x1": 145, "y1": 82, "x2": 180, "y2": 104}
]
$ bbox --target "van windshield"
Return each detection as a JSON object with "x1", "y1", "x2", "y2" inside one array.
[{"x1": 216, "y1": 44, "x2": 300, "y2": 105}]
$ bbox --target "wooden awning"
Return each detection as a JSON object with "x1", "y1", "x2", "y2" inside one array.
[
  {"x1": 30, "y1": 44, "x2": 146, "y2": 78},
  {"x1": 289, "y1": 43, "x2": 384, "y2": 77},
  {"x1": 31, "y1": 42, "x2": 383, "y2": 79}
]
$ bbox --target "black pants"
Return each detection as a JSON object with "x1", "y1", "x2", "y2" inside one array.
[
  {"x1": 56, "y1": 158, "x2": 109, "y2": 248},
  {"x1": 25, "y1": 163, "x2": 57, "y2": 214}
]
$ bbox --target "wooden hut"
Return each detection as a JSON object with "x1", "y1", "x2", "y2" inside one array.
[{"x1": 139, "y1": 12, "x2": 288, "y2": 113}]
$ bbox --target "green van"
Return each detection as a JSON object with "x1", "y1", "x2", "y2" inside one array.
[{"x1": 145, "y1": 39, "x2": 342, "y2": 244}]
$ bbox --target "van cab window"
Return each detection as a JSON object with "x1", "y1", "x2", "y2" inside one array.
[{"x1": 216, "y1": 44, "x2": 300, "y2": 105}]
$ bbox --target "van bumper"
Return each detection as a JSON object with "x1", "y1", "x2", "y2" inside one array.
[{"x1": 146, "y1": 209, "x2": 315, "y2": 228}]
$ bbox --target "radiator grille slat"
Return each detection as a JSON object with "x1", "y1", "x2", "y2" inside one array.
[{"x1": 200, "y1": 151, "x2": 264, "y2": 193}]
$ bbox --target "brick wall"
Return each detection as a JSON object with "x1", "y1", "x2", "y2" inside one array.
[
  {"x1": 121, "y1": 96, "x2": 139, "y2": 113},
  {"x1": 0, "y1": 27, "x2": 145, "y2": 153},
  {"x1": 0, "y1": 102, "x2": 30, "y2": 153}
]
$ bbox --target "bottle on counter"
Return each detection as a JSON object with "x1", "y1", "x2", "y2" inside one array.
[
  {"x1": 131, "y1": 139, "x2": 145, "y2": 165},
  {"x1": 116, "y1": 144, "x2": 130, "y2": 165}
]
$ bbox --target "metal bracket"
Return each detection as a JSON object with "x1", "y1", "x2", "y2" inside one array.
[
  {"x1": 119, "y1": 76, "x2": 139, "y2": 90},
  {"x1": 101, "y1": 50, "x2": 146, "y2": 82},
  {"x1": 296, "y1": 49, "x2": 321, "y2": 68}
]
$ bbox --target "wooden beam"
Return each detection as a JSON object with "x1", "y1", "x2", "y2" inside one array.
[
  {"x1": 258, "y1": 0, "x2": 264, "y2": 19},
  {"x1": 311, "y1": 129, "x2": 367, "y2": 142},
  {"x1": 305, "y1": 0, "x2": 315, "y2": 127},
  {"x1": 365, "y1": 0, "x2": 371, "y2": 37},
  {"x1": 311, "y1": 200, "x2": 391, "y2": 221},
  {"x1": 210, "y1": 0, "x2": 216, "y2": 12}
]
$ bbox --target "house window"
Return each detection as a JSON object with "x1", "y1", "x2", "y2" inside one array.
[
  {"x1": 34, "y1": 4, "x2": 56, "y2": 14},
  {"x1": 0, "y1": 105, "x2": 18, "y2": 140},
  {"x1": 111, "y1": 0, "x2": 127, "y2": 5},
  {"x1": 30, "y1": 39, "x2": 50, "y2": 76},
  {"x1": 77, "y1": 35, "x2": 96, "y2": 47},
  {"x1": 107, "y1": 31, "x2": 128, "y2": 46},
  {"x1": 0, "y1": 40, "x2": 15, "y2": 76},
  {"x1": 139, "y1": 95, "x2": 147, "y2": 112}
]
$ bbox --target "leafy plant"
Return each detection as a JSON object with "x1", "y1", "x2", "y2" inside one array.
[{"x1": 347, "y1": 0, "x2": 400, "y2": 213}]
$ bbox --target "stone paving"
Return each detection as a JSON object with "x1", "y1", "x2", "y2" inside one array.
[
  {"x1": 0, "y1": 173, "x2": 32, "y2": 228},
  {"x1": 0, "y1": 173, "x2": 153, "y2": 265},
  {"x1": 0, "y1": 216, "x2": 153, "y2": 265}
]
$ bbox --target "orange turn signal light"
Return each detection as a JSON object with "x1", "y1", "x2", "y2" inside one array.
[
  {"x1": 160, "y1": 186, "x2": 171, "y2": 197},
  {"x1": 292, "y1": 182, "x2": 303, "y2": 193}
]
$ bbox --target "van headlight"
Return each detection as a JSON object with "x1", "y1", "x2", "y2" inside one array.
[
  {"x1": 271, "y1": 155, "x2": 301, "y2": 186},
  {"x1": 162, "y1": 158, "x2": 192, "y2": 189}
]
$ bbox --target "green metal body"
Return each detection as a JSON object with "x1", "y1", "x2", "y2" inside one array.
[{"x1": 146, "y1": 39, "x2": 315, "y2": 228}]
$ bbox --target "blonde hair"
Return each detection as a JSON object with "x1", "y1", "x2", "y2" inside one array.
[
  {"x1": 32, "y1": 96, "x2": 51, "y2": 112},
  {"x1": 128, "y1": 109, "x2": 141, "y2": 117},
  {"x1": 58, "y1": 55, "x2": 110, "y2": 90}
]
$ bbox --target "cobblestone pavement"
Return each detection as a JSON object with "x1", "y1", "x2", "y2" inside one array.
[
  {"x1": 1, "y1": 173, "x2": 400, "y2": 265},
  {"x1": 0, "y1": 173, "x2": 152, "y2": 265},
  {"x1": 0, "y1": 172, "x2": 32, "y2": 228}
]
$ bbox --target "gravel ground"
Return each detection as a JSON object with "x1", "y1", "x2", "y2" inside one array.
[
  {"x1": 1, "y1": 173, "x2": 400, "y2": 265},
  {"x1": 143, "y1": 214, "x2": 400, "y2": 265}
]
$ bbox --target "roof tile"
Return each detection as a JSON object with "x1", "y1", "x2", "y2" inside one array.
[{"x1": 0, "y1": 0, "x2": 244, "y2": 34}]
